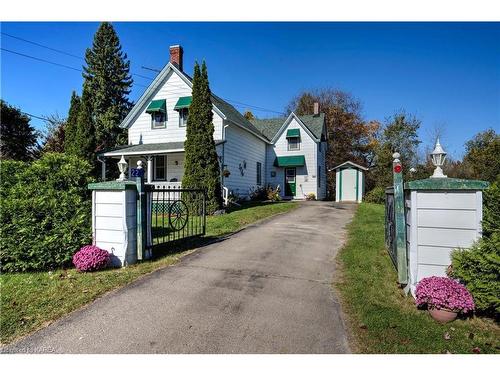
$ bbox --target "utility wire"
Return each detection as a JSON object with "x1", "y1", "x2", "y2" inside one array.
[
  {"x1": 20, "y1": 111, "x2": 55, "y2": 123},
  {"x1": 1, "y1": 32, "x2": 155, "y2": 81},
  {"x1": 1, "y1": 47, "x2": 149, "y2": 88},
  {"x1": 2, "y1": 32, "x2": 285, "y2": 115}
]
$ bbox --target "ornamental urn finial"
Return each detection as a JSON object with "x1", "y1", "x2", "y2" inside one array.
[
  {"x1": 117, "y1": 155, "x2": 128, "y2": 181},
  {"x1": 430, "y1": 138, "x2": 447, "y2": 178}
]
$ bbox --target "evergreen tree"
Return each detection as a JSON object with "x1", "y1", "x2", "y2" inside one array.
[
  {"x1": 0, "y1": 100, "x2": 39, "y2": 161},
  {"x1": 183, "y1": 61, "x2": 222, "y2": 213},
  {"x1": 64, "y1": 91, "x2": 81, "y2": 155},
  {"x1": 83, "y1": 22, "x2": 132, "y2": 151},
  {"x1": 73, "y1": 88, "x2": 97, "y2": 168}
]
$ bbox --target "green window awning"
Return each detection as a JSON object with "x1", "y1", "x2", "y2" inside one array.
[
  {"x1": 286, "y1": 128, "x2": 301, "y2": 138},
  {"x1": 174, "y1": 96, "x2": 192, "y2": 110},
  {"x1": 274, "y1": 155, "x2": 305, "y2": 167},
  {"x1": 146, "y1": 99, "x2": 166, "y2": 114}
]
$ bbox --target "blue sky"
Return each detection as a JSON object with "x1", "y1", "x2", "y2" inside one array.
[{"x1": 1, "y1": 22, "x2": 499, "y2": 158}]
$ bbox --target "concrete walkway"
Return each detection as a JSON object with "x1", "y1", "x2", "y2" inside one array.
[{"x1": 4, "y1": 201, "x2": 356, "y2": 354}]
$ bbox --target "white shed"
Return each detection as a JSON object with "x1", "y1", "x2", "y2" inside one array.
[{"x1": 332, "y1": 161, "x2": 368, "y2": 203}]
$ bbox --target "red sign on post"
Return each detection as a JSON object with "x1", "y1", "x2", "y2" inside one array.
[{"x1": 394, "y1": 164, "x2": 402, "y2": 174}]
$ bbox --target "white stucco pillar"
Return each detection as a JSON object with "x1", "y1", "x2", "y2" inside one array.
[{"x1": 147, "y1": 156, "x2": 153, "y2": 184}]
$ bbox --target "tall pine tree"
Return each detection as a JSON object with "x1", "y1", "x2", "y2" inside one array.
[
  {"x1": 73, "y1": 87, "x2": 97, "y2": 168},
  {"x1": 64, "y1": 91, "x2": 81, "y2": 155},
  {"x1": 183, "y1": 61, "x2": 222, "y2": 213},
  {"x1": 82, "y1": 22, "x2": 132, "y2": 151}
]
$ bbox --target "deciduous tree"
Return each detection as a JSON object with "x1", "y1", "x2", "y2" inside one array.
[{"x1": 286, "y1": 89, "x2": 379, "y2": 198}]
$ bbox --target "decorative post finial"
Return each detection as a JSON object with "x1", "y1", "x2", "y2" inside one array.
[
  {"x1": 117, "y1": 155, "x2": 128, "y2": 181},
  {"x1": 430, "y1": 138, "x2": 447, "y2": 178}
]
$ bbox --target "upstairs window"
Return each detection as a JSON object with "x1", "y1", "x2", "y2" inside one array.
[
  {"x1": 179, "y1": 108, "x2": 189, "y2": 127},
  {"x1": 174, "y1": 96, "x2": 192, "y2": 127},
  {"x1": 152, "y1": 112, "x2": 166, "y2": 129},
  {"x1": 146, "y1": 99, "x2": 167, "y2": 129},
  {"x1": 288, "y1": 137, "x2": 300, "y2": 151},
  {"x1": 286, "y1": 128, "x2": 301, "y2": 151}
]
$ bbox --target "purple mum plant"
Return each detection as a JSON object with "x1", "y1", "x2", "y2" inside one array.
[
  {"x1": 415, "y1": 276, "x2": 475, "y2": 314},
  {"x1": 73, "y1": 245, "x2": 110, "y2": 272}
]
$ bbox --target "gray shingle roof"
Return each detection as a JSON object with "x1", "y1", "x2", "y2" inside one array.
[
  {"x1": 251, "y1": 113, "x2": 325, "y2": 141},
  {"x1": 176, "y1": 70, "x2": 267, "y2": 140}
]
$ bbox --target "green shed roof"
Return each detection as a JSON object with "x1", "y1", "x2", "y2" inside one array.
[
  {"x1": 174, "y1": 96, "x2": 192, "y2": 110},
  {"x1": 286, "y1": 128, "x2": 300, "y2": 138},
  {"x1": 145, "y1": 99, "x2": 166, "y2": 113},
  {"x1": 274, "y1": 155, "x2": 305, "y2": 167}
]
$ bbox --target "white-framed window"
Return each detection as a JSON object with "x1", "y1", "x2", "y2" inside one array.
[
  {"x1": 179, "y1": 108, "x2": 189, "y2": 127},
  {"x1": 151, "y1": 112, "x2": 166, "y2": 129},
  {"x1": 256, "y1": 162, "x2": 262, "y2": 185},
  {"x1": 154, "y1": 155, "x2": 166, "y2": 180},
  {"x1": 288, "y1": 137, "x2": 300, "y2": 151}
]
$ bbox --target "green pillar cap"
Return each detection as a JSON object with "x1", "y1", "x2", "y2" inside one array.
[
  {"x1": 88, "y1": 180, "x2": 137, "y2": 190},
  {"x1": 405, "y1": 178, "x2": 489, "y2": 190}
]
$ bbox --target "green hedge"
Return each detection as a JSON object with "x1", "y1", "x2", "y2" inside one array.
[
  {"x1": 364, "y1": 186, "x2": 386, "y2": 204},
  {"x1": 0, "y1": 153, "x2": 94, "y2": 272},
  {"x1": 450, "y1": 181, "x2": 500, "y2": 317}
]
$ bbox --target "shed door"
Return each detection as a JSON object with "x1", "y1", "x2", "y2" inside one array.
[{"x1": 341, "y1": 168, "x2": 357, "y2": 201}]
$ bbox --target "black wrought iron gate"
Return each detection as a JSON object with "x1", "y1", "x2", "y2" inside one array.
[
  {"x1": 385, "y1": 187, "x2": 397, "y2": 268},
  {"x1": 145, "y1": 185, "x2": 206, "y2": 249}
]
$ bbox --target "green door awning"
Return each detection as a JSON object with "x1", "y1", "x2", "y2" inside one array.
[
  {"x1": 145, "y1": 99, "x2": 166, "y2": 114},
  {"x1": 286, "y1": 128, "x2": 301, "y2": 138},
  {"x1": 274, "y1": 155, "x2": 305, "y2": 167},
  {"x1": 174, "y1": 96, "x2": 192, "y2": 110}
]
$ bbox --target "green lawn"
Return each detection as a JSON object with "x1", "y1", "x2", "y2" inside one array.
[
  {"x1": 0, "y1": 201, "x2": 297, "y2": 345},
  {"x1": 335, "y1": 203, "x2": 499, "y2": 354}
]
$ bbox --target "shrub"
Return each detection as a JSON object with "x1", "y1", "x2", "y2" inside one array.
[
  {"x1": 249, "y1": 185, "x2": 267, "y2": 201},
  {"x1": 266, "y1": 185, "x2": 281, "y2": 202},
  {"x1": 0, "y1": 153, "x2": 94, "y2": 272},
  {"x1": 449, "y1": 181, "x2": 500, "y2": 317},
  {"x1": 364, "y1": 186, "x2": 385, "y2": 204},
  {"x1": 305, "y1": 193, "x2": 316, "y2": 200},
  {"x1": 415, "y1": 276, "x2": 475, "y2": 314},
  {"x1": 73, "y1": 245, "x2": 110, "y2": 272}
]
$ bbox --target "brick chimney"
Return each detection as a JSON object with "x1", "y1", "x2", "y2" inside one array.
[
  {"x1": 169, "y1": 45, "x2": 183, "y2": 71},
  {"x1": 313, "y1": 102, "x2": 320, "y2": 116}
]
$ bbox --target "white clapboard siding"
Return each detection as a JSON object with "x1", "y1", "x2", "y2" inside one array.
[
  {"x1": 416, "y1": 191, "x2": 476, "y2": 210},
  {"x1": 223, "y1": 123, "x2": 266, "y2": 197},
  {"x1": 266, "y1": 118, "x2": 318, "y2": 199},
  {"x1": 128, "y1": 69, "x2": 224, "y2": 145},
  {"x1": 410, "y1": 190, "x2": 483, "y2": 289}
]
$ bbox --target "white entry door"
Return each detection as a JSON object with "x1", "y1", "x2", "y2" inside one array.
[{"x1": 341, "y1": 168, "x2": 357, "y2": 201}]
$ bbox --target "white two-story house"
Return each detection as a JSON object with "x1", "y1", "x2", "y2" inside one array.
[{"x1": 99, "y1": 45, "x2": 327, "y2": 200}]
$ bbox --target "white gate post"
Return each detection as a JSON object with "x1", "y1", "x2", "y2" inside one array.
[{"x1": 88, "y1": 180, "x2": 138, "y2": 267}]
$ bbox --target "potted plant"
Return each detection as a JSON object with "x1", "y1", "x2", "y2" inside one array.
[{"x1": 415, "y1": 276, "x2": 475, "y2": 323}]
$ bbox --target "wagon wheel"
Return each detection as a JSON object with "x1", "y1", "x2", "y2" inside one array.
[{"x1": 168, "y1": 200, "x2": 189, "y2": 231}]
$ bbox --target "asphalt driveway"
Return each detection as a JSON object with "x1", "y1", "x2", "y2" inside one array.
[{"x1": 3, "y1": 201, "x2": 356, "y2": 354}]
